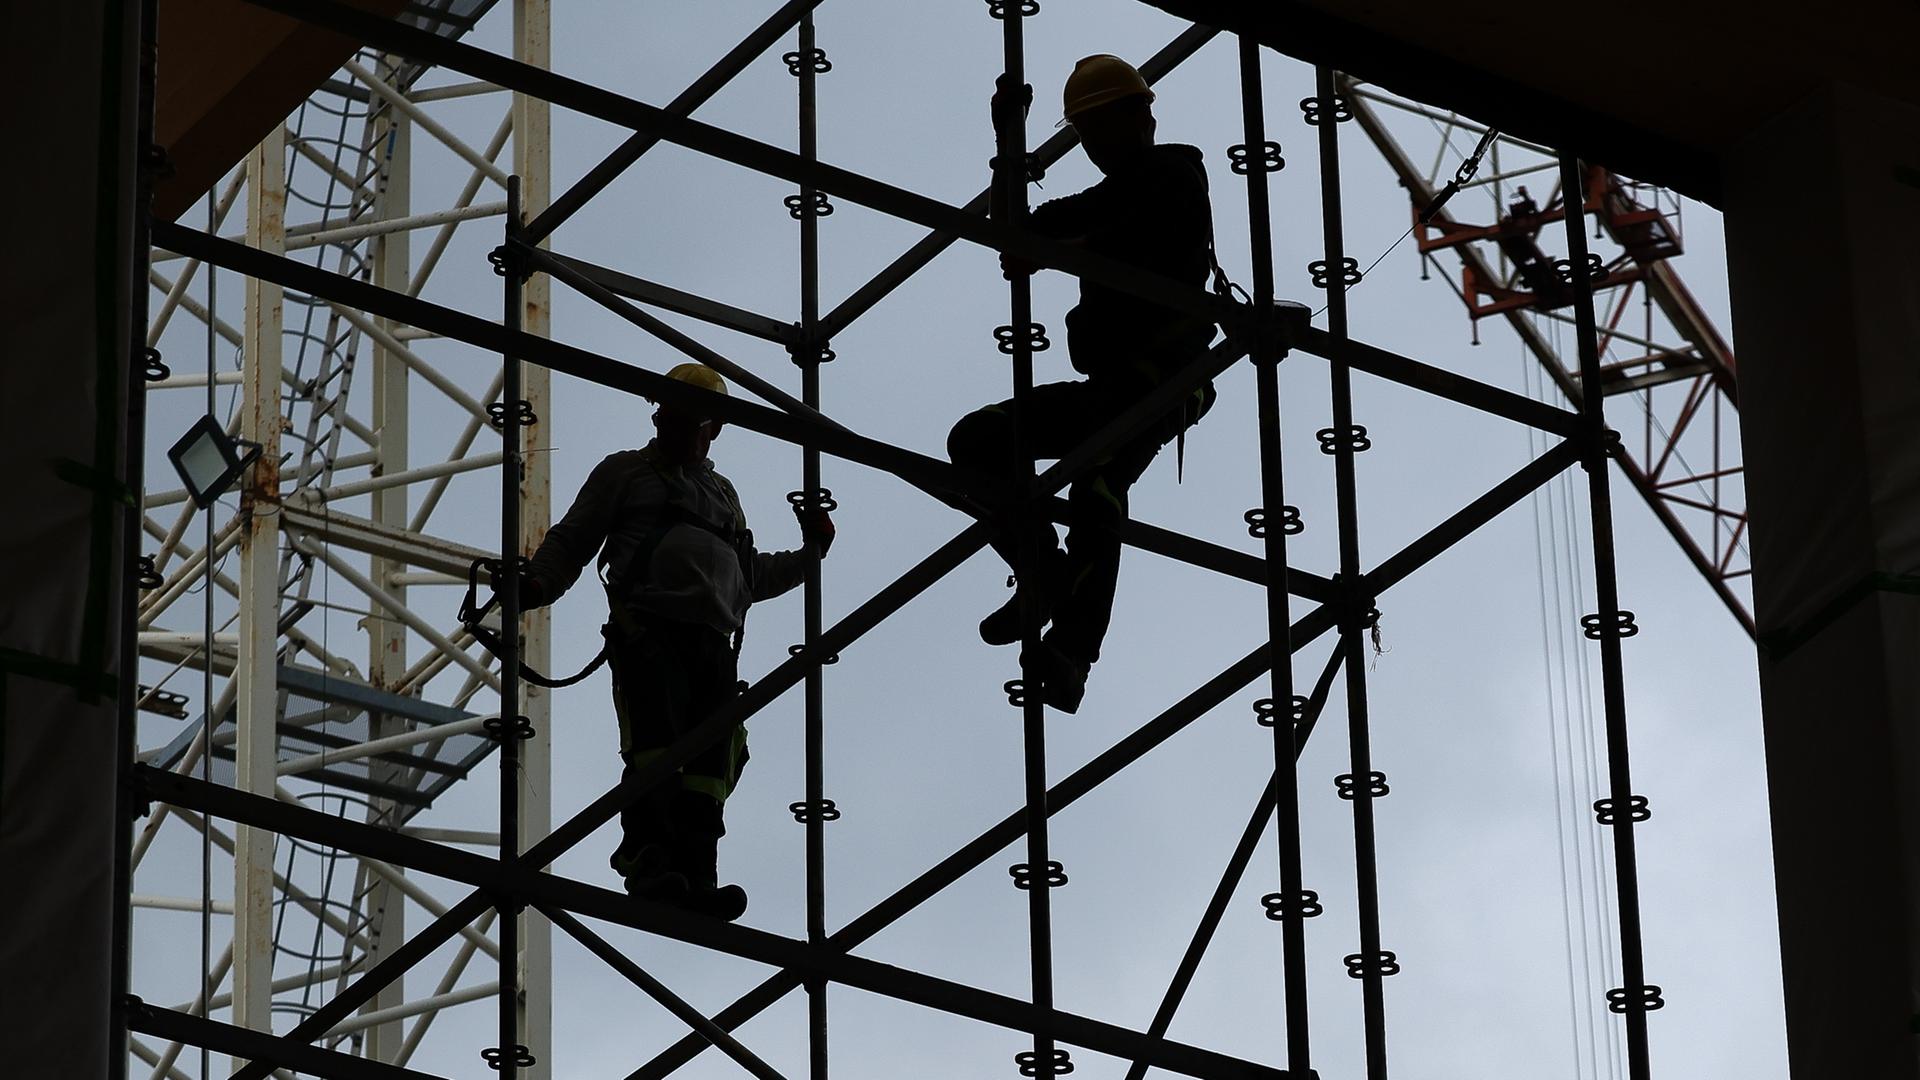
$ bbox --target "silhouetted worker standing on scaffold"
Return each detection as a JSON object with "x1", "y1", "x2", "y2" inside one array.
[
  {"x1": 494, "y1": 363, "x2": 834, "y2": 921},
  {"x1": 948, "y1": 55, "x2": 1220, "y2": 713}
]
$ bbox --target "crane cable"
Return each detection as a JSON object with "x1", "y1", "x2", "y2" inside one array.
[{"x1": 1525, "y1": 323, "x2": 1628, "y2": 1080}]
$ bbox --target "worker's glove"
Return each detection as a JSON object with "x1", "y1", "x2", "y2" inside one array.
[
  {"x1": 794, "y1": 505, "x2": 836, "y2": 559},
  {"x1": 990, "y1": 74, "x2": 1032, "y2": 132},
  {"x1": 486, "y1": 568, "x2": 549, "y2": 613}
]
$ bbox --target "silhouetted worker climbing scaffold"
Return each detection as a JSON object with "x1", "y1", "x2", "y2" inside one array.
[
  {"x1": 948, "y1": 54, "x2": 1220, "y2": 713},
  {"x1": 488, "y1": 362, "x2": 835, "y2": 921}
]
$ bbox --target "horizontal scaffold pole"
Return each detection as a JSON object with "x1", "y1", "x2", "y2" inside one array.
[
  {"x1": 151, "y1": 219, "x2": 1336, "y2": 600},
  {"x1": 138, "y1": 764, "x2": 1303, "y2": 1080}
]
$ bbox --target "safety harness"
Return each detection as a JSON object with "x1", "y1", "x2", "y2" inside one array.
[{"x1": 458, "y1": 450, "x2": 756, "y2": 688}]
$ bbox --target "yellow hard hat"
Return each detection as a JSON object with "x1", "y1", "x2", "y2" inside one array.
[
  {"x1": 661, "y1": 362, "x2": 728, "y2": 398},
  {"x1": 1062, "y1": 54, "x2": 1152, "y2": 121}
]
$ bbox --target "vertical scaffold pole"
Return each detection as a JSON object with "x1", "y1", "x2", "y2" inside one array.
[
  {"x1": 794, "y1": 12, "x2": 832, "y2": 1080},
  {"x1": 512, "y1": 4, "x2": 554, "y2": 1072},
  {"x1": 496, "y1": 175, "x2": 527, "y2": 1080},
  {"x1": 1239, "y1": 37, "x2": 1313, "y2": 1075},
  {"x1": 113, "y1": 4, "x2": 161, "y2": 1074},
  {"x1": 994, "y1": 4, "x2": 1060, "y2": 1077},
  {"x1": 1314, "y1": 62, "x2": 1392, "y2": 1079},
  {"x1": 1559, "y1": 149, "x2": 1655, "y2": 1080}
]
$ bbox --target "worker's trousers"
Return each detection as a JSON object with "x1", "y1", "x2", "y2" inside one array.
[
  {"x1": 947, "y1": 375, "x2": 1206, "y2": 665},
  {"x1": 605, "y1": 611, "x2": 747, "y2": 880}
]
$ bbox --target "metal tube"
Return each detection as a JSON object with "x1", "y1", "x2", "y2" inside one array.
[
  {"x1": 796, "y1": 12, "x2": 830, "y2": 1080},
  {"x1": 128, "y1": 1036, "x2": 194, "y2": 1080},
  {"x1": 410, "y1": 371, "x2": 505, "y2": 531},
  {"x1": 232, "y1": 123, "x2": 286, "y2": 1064},
  {"x1": 276, "y1": 715, "x2": 495, "y2": 776},
  {"x1": 155, "y1": 220, "x2": 1250, "y2": 516},
  {"x1": 147, "y1": 767, "x2": 1298, "y2": 1080},
  {"x1": 1123, "y1": 776, "x2": 1280, "y2": 1080},
  {"x1": 148, "y1": 500, "x2": 198, "y2": 572},
  {"x1": 522, "y1": 0, "x2": 825, "y2": 244},
  {"x1": 993, "y1": 15, "x2": 1061, "y2": 1077},
  {"x1": 321, "y1": 983, "x2": 502, "y2": 1039},
  {"x1": 527, "y1": 247, "x2": 825, "y2": 423},
  {"x1": 410, "y1": 111, "x2": 514, "y2": 297},
  {"x1": 147, "y1": 165, "x2": 246, "y2": 342},
  {"x1": 1242, "y1": 39, "x2": 1314, "y2": 1074},
  {"x1": 409, "y1": 80, "x2": 505, "y2": 102},
  {"x1": 199, "y1": 957, "x2": 357, "y2": 1013},
  {"x1": 394, "y1": 908, "x2": 498, "y2": 1067},
  {"x1": 136, "y1": 516, "x2": 241, "y2": 626},
  {"x1": 287, "y1": 124, "x2": 367, "y2": 191},
  {"x1": 284, "y1": 201, "x2": 507, "y2": 251},
  {"x1": 543, "y1": 907, "x2": 792, "y2": 1080},
  {"x1": 344, "y1": 59, "x2": 511, "y2": 187},
  {"x1": 148, "y1": 371, "x2": 242, "y2": 388},
  {"x1": 1560, "y1": 148, "x2": 1654, "y2": 1080},
  {"x1": 311, "y1": 451, "x2": 505, "y2": 502},
  {"x1": 817, "y1": 23, "x2": 1217, "y2": 340},
  {"x1": 496, "y1": 173, "x2": 527, "y2": 1080},
  {"x1": 132, "y1": 895, "x2": 237, "y2": 915},
  {"x1": 148, "y1": 266, "x2": 244, "y2": 348},
  {"x1": 1317, "y1": 62, "x2": 1392, "y2": 1079},
  {"x1": 138, "y1": 632, "x2": 240, "y2": 647},
  {"x1": 397, "y1": 827, "x2": 501, "y2": 846},
  {"x1": 335, "y1": 851, "x2": 501, "y2": 959},
  {"x1": 396, "y1": 628, "x2": 486, "y2": 695},
  {"x1": 225, "y1": 891, "x2": 493, "y2": 1080},
  {"x1": 167, "y1": 807, "x2": 369, "y2": 948},
  {"x1": 238, "y1": 0, "x2": 1236, "y2": 331},
  {"x1": 290, "y1": 534, "x2": 499, "y2": 687},
  {"x1": 387, "y1": 571, "x2": 466, "y2": 586},
  {"x1": 323, "y1": 300, "x2": 491, "y2": 422}
]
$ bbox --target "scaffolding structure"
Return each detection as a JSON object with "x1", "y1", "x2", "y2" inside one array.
[{"x1": 121, "y1": 2, "x2": 1692, "y2": 1078}]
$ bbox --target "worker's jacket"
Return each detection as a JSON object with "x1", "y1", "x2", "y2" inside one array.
[
  {"x1": 1029, "y1": 142, "x2": 1217, "y2": 381},
  {"x1": 524, "y1": 442, "x2": 810, "y2": 635}
]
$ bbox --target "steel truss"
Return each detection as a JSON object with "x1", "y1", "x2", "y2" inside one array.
[
  {"x1": 1337, "y1": 79, "x2": 1751, "y2": 635},
  {"x1": 122, "y1": 2, "x2": 1670, "y2": 1078}
]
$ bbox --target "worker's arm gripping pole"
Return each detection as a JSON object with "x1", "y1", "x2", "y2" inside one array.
[
  {"x1": 1315, "y1": 62, "x2": 1393, "y2": 1080},
  {"x1": 495, "y1": 175, "x2": 528, "y2": 1080},
  {"x1": 1559, "y1": 149, "x2": 1657, "y2": 1080},
  {"x1": 1240, "y1": 40, "x2": 1314, "y2": 1075},
  {"x1": 995, "y1": 6, "x2": 1061, "y2": 1079},
  {"x1": 794, "y1": 12, "x2": 832, "y2": 1080}
]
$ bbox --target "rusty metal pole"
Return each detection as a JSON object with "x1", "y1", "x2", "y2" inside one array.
[{"x1": 232, "y1": 121, "x2": 286, "y2": 1072}]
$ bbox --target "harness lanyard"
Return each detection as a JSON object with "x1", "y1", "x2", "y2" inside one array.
[{"x1": 458, "y1": 558, "x2": 609, "y2": 689}]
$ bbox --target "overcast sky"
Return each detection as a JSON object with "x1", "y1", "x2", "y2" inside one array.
[{"x1": 133, "y1": 2, "x2": 1783, "y2": 1078}]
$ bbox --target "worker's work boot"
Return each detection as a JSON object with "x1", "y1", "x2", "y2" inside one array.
[
  {"x1": 682, "y1": 882, "x2": 749, "y2": 921},
  {"x1": 1021, "y1": 638, "x2": 1090, "y2": 715},
  {"x1": 667, "y1": 830, "x2": 748, "y2": 921},
  {"x1": 615, "y1": 841, "x2": 689, "y2": 904},
  {"x1": 980, "y1": 551, "x2": 1066, "y2": 646}
]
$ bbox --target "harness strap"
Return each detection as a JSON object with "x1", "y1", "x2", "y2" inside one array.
[
  {"x1": 616, "y1": 451, "x2": 754, "y2": 657},
  {"x1": 458, "y1": 557, "x2": 610, "y2": 689}
]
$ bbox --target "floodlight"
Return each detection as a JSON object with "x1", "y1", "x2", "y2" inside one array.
[{"x1": 167, "y1": 414, "x2": 261, "y2": 508}]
